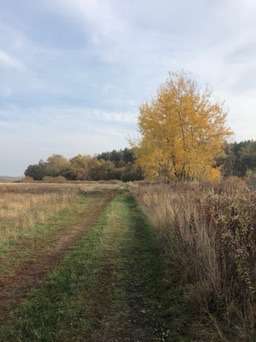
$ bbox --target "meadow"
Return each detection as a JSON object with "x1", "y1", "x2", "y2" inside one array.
[
  {"x1": 0, "y1": 180, "x2": 255, "y2": 341},
  {"x1": 0, "y1": 182, "x2": 121, "y2": 290},
  {"x1": 0, "y1": 188, "x2": 75, "y2": 251},
  {"x1": 0, "y1": 182, "x2": 120, "y2": 258}
]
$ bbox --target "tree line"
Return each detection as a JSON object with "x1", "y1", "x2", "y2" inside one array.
[
  {"x1": 24, "y1": 148, "x2": 143, "y2": 182},
  {"x1": 218, "y1": 140, "x2": 256, "y2": 177},
  {"x1": 24, "y1": 141, "x2": 256, "y2": 182},
  {"x1": 24, "y1": 73, "x2": 256, "y2": 183}
]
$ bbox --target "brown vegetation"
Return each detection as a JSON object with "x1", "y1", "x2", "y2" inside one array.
[
  {"x1": 0, "y1": 182, "x2": 121, "y2": 265},
  {"x1": 0, "y1": 188, "x2": 76, "y2": 249},
  {"x1": 131, "y1": 178, "x2": 256, "y2": 340}
]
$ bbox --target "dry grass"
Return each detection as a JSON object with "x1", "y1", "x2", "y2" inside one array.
[
  {"x1": 0, "y1": 182, "x2": 122, "y2": 252},
  {"x1": 0, "y1": 190, "x2": 76, "y2": 252},
  {"x1": 131, "y1": 178, "x2": 256, "y2": 341},
  {"x1": 0, "y1": 181, "x2": 122, "y2": 194}
]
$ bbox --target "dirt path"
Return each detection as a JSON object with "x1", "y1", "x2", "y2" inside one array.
[
  {"x1": 83, "y1": 194, "x2": 168, "y2": 341},
  {"x1": 50, "y1": 193, "x2": 169, "y2": 342},
  {"x1": 0, "y1": 191, "x2": 115, "y2": 322},
  {"x1": 1, "y1": 193, "x2": 177, "y2": 342}
]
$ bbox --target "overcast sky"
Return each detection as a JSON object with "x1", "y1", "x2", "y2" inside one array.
[{"x1": 1, "y1": 0, "x2": 256, "y2": 175}]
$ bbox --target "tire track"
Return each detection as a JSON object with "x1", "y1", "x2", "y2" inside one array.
[{"x1": 0, "y1": 191, "x2": 115, "y2": 322}]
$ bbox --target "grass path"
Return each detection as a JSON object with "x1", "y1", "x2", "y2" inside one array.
[
  {"x1": 0, "y1": 191, "x2": 114, "y2": 324},
  {"x1": 0, "y1": 192, "x2": 191, "y2": 341}
]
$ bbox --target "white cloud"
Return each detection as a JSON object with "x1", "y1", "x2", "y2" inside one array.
[
  {"x1": 0, "y1": 50, "x2": 25, "y2": 70},
  {"x1": 0, "y1": 105, "x2": 137, "y2": 125},
  {"x1": 54, "y1": 0, "x2": 125, "y2": 35},
  {"x1": 0, "y1": 104, "x2": 136, "y2": 176},
  {"x1": 0, "y1": 103, "x2": 137, "y2": 171}
]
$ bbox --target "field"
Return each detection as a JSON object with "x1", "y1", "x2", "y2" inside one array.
[{"x1": 0, "y1": 181, "x2": 255, "y2": 341}]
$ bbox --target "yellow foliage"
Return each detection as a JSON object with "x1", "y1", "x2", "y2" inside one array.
[
  {"x1": 136, "y1": 72, "x2": 232, "y2": 181},
  {"x1": 208, "y1": 167, "x2": 221, "y2": 182}
]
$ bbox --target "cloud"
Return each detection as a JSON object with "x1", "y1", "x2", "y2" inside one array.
[
  {"x1": 0, "y1": 49, "x2": 24, "y2": 70},
  {"x1": 0, "y1": 104, "x2": 137, "y2": 126},
  {"x1": 0, "y1": 104, "x2": 138, "y2": 175},
  {"x1": 51, "y1": 0, "x2": 126, "y2": 40}
]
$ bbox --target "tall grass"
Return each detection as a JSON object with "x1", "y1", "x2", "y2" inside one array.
[
  {"x1": 0, "y1": 190, "x2": 76, "y2": 250},
  {"x1": 0, "y1": 182, "x2": 122, "y2": 251},
  {"x1": 0, "y1": 181, "x2": 122, "y2": 194},
  {"x1": 131, "y1": 178, "x2": 256, "y2": 340}
]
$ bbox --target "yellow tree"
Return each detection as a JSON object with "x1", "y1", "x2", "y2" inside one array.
[{"x1": 136, "y1": 72, "x2": 232, "y2": 181}]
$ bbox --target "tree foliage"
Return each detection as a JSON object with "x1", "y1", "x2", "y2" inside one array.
[
  {"x1": 136, "y1": 72, "x2": 232, "y2": 181},
  {"x1": 217, "y1": 141, "x2": 256, "y2": 177},
  {"x1": 97, "y1": 148, "x2": 135, "y2": 167},
  {"x1": 24, "y1": 149, "x2": 143, "y2": 182}
]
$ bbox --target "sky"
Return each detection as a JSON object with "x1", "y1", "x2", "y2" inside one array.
[{"x1": 0, "y1": 0, "x2": 256, "y2": 176}]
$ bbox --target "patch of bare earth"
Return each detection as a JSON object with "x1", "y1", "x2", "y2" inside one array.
[{"x1": 0, "y1": 191, "x2": 115, "y2": 322}]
